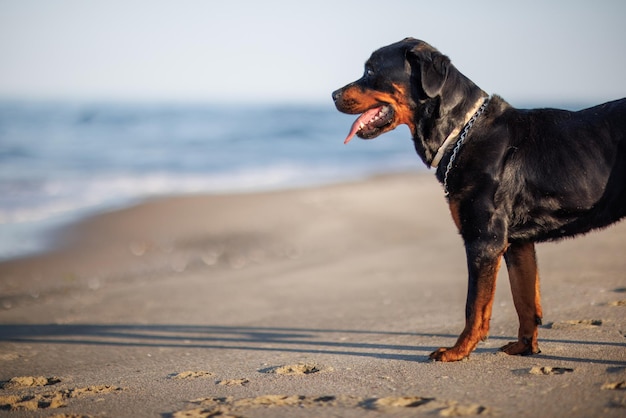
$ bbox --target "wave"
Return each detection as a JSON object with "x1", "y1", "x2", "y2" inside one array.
[
  {"x1": 1, "y1": 162, "x2": 420, "y2": 224},
  {"x1": 0, "y1": 101, "x2": 424, "y2": 259}
]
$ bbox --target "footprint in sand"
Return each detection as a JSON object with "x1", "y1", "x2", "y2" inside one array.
[
  {"x1": 438, "y1": 402, "x2": 490, "y2": 417},
  {"x1": 529, "y1": 366, "x2": 575, "y2": 375},
  {"x1": 0, "y1": 393, "x2": 64, "y2": 411},
  {"x1": 216, "y1": 378, "x2": 250, "y2": 386},
  {"x1": 170, "y1": 371, "x2": 215, "y2": 380},
  {"x1": 360, "y1": 396, "x2": 433, "y2": 409},
  {"x1": 546, "y1": 319, "x2": 603, "y2": 329},
  {"x1": 261, "y1": 363, "x2": 322, "y2": 375},
  {"x1": 67, "y1": 385, "x2": 123, "y2": 397},
  {"x1": 0, "y1": 383, "x2": 122, "y2": 411},
  {"x1": 601, "y1": 381, "x2": 626, "y2": 390},
  {"x1": 171, "y1": 394, "x2": 491, "y2": 417},
  {"x1": 1, "y1": 376, "x2": 61, "y2": 389}
]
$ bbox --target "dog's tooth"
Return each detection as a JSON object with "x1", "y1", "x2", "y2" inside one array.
[{"x1": 359, "y1": 122, "x2": 365, "y2": 129}]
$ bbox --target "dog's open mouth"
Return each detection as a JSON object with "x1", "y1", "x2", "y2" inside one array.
[{"x1": 343, "y1": 105, "x2": 394, "y2": 144}]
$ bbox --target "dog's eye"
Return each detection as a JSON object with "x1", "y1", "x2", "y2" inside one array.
[{"x1": 365, "y1": 68, "x2": 375, "y2": 77}]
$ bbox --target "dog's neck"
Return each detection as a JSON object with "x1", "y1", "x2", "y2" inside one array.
[{"x1": 430, "y1": 96, "x2": 490, "y2": 169}]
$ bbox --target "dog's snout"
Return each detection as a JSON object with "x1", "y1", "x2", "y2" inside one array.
[{"x1": 332, "y1": 89, "x2": 343, "y2": 103}]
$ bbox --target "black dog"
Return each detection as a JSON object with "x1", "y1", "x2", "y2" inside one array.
[{"x1": 332, "y1": 37, "x2": 626, "y2": 362}]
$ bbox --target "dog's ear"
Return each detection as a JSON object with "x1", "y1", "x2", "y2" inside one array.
[{"x1": 407, "y1": 45, "x2": 450, "y2": 98}]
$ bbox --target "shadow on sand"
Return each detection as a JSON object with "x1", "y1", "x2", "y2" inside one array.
[{"x1": 0, "y1": 324, "x2": 624, "y2": 365}]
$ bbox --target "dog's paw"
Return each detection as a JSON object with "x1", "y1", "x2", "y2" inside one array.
[
  {"x1": 500, "y1": 340, "x2": 540, "y2": 356},
  {"x1": 429, "y1": 347, "x2": 470, "y2": 362}
]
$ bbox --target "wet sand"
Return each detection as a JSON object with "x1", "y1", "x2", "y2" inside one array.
[{"x1": 0, "y1": 173, "x2": 625, "y2": 417}]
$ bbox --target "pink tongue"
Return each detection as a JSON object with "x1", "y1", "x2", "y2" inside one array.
[{"x1": 343, "y1": 107, "x2": 382, "y2": 144}]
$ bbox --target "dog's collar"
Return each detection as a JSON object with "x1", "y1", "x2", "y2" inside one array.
[
  {"x1": 430, "y1": 96, "x2": 490, "y2": 169},
  {"x1": 440, "y1": 96, "x2": 491, "y2": 197}
]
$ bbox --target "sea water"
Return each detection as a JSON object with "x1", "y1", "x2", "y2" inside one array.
[{"x1": 0, "y1": 101, "x2": 425, "y2": 260}]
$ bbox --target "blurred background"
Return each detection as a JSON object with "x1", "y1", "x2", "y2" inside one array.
[{"x1": 1, "y1": 0, "x2": 625, "y2": 259}]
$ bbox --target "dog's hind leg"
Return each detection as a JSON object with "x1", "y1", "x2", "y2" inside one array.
[{"x1": 501, "y1": 242, "x2": 543, "y2": 355}]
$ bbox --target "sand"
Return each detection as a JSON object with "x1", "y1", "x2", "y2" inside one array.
[{"x1": 0, "y1": 172, "x2": 625, "y2": 417}]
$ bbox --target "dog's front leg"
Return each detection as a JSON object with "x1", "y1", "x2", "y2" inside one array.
[
  {"x1": 501, "y1": 241, "x2": 542, "y2": 355},
  {"x1": 430, "y1": 238, "x2": 506, "y2": 362}
]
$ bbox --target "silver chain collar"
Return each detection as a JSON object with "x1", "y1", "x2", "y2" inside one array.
[{"x1": 443, "y1": 97, "x2": 491, "y2": 197}]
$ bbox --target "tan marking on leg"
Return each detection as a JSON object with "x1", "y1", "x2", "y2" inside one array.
[{"x1": 430, "y1": 252, "x2": 504, "y2": 362}]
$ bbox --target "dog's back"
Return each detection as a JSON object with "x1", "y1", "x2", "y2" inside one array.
[{"x1": 491, "y1": 97, "x2": 626, "y2": 242}]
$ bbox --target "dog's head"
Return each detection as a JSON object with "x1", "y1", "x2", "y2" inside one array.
[
  {"x1": 332, "y1": 38, "x2": 485, "y2": 164},
  {"x1": 332, "y1": 38, "x2": 448, "y2": 143}
]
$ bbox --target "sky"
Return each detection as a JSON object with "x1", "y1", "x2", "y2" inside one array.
[{"x1": 0, "y1": 0, "x2": 625, "y2": 106}]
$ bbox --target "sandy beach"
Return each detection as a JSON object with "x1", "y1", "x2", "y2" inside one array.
[{"x1": 0, "y1": 172, "x2": 625, "y2": 417}]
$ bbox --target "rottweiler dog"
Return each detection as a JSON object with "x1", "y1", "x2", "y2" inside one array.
[{"x1": 332, "y1": 37, "x2": 626, "y2": 362}]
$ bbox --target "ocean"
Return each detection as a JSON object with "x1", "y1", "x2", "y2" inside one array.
[{"x1": 0, "y1": 101, "x2": 425, "y2": 260}]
